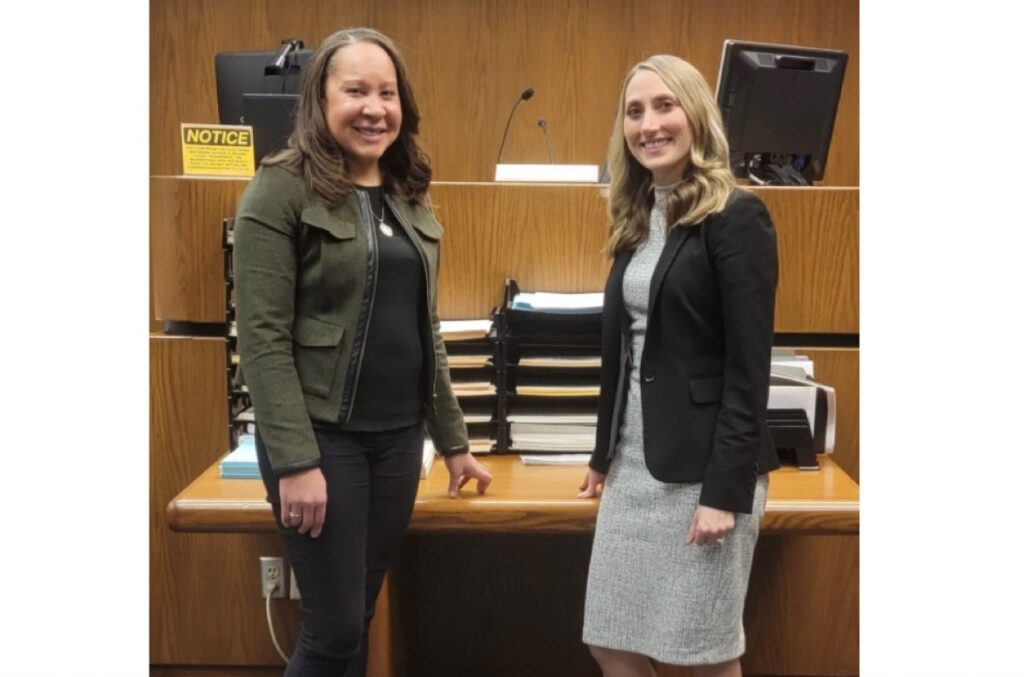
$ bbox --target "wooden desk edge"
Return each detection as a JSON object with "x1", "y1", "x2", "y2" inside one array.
[{"x1": 167, "y1": 496, "x2": 859, "y2": 535}]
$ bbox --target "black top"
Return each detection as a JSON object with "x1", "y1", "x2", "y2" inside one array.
[{"x1": 335, "y1": 186, "x2": 428, "y2": 431}]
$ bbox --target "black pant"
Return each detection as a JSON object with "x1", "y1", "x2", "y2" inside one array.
[{"x1": 256, "y1": 422, "x2": 424, "y2": 677}]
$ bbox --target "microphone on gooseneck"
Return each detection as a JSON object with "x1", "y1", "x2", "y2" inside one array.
[
  {"x1": 496, "y1": 88, "x2": 535, "y2": 165},
  {"x1": 537, "y1": 118, "x2": 554, "y2": 163}
]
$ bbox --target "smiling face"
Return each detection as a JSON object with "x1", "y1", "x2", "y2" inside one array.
[
  {"x1": 323, "y1": 41, "x2": 402, "y2": 186},
  {"x1": 622, "y1": 68, "x2": 693, "y2": 186}
]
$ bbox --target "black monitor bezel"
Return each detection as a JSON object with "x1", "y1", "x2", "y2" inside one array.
[
  {"x1": 214, "y1": 49, "x2": 313, "y2": 126},
  {"x1": 714, "y1": 39, "x2": 848, "y2": 184}
]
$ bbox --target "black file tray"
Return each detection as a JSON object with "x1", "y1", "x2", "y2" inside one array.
[
  {"x1": 493, "y1": 279, "x2": 603, "y2": 454},
  {"x1": 442, "y1": 320, "x2": 501, "y2": 455},
  {"x1": 501, "y1": 279, "x2": 602, "y2": 342},
  {"x1": 767, "y1": 409, "x2": 818, "y2": 470}
]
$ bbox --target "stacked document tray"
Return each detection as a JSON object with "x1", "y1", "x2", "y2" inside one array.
[
  {"x1": 500, "y1": 280, "x2": 602, "y2": 454},
  {"x1": 439, "y1": 318, "x2": 499, "y2": 454}
]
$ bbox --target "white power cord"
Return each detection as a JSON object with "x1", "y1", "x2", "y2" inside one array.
[{"x1": 264, "y1": 581, "x2": 290, "y2": 662}]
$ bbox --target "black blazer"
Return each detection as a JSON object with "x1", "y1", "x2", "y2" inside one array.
[{"x1": 589, "y1": 189, "x2": 780, "y2": 514}]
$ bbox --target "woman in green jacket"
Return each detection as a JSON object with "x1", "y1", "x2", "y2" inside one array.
[{"x1": 234, "y1": 27, "x2": 492, "y2": 677}]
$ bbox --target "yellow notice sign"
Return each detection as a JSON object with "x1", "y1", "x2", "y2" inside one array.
[{"x1": 181, "y1": 124, "x2": 255, "y2": 177}]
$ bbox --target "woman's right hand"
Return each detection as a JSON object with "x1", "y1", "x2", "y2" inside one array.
[
  {"x1": 577, "y1": 468, "x2": 607, "y2": 498},
  {"x1": 279, "y1": 467, "x2": 327, "y2": 538}
]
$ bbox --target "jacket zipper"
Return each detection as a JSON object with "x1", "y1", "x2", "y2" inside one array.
[
  {"x1": 386, "y1": 195, "x2": 437, "y2": 410},
  {"x1": 339, "y1": 190, "x2": 380, "y2": 422}
]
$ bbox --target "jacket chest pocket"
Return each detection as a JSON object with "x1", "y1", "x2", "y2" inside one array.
[
  {"x1": 292, "y1": 315, "x2": 346, "y2": 398},
  {"x1": 301, "y1": 206, "x2": 362, "y2": 309},
  {"x1": 408, "y1": 211, "x2": 443, "y2": 284}
]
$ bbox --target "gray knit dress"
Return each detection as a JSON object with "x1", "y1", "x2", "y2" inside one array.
[{"x1": 582, "y1": 185, "x2": 768, "y2": 666}]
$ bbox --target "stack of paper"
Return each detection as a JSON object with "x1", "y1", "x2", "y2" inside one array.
[
  {"x1": 516, "y1": 384, "x2": 599, "y2": 397},
  {"x1": 520, "y1": 453, "x2": 591, "y2": 465},
  {"x1": 447, "y1": 354, "x2": 492, "y2": 368},
  {"x1": 453, "y1": 382, "x2": 497, "y2": 397},
  {"x1": 468, "y1": 439, "x2": 494, "y2": 454},
  {"x1": 508, "y1": 412, "x2": 597, "y2": 425},
  {"x1": 771, "y1": 349, "x2": 814, "y2": 378},
  {"x1": 508, "y1": 408, "x2": 598, "y2": 453},
  {"x1": 439, "y1": 319, "x2": 492, "y2": 341},
  {"x1": 510, "y1": 421, "x2": 596, "y2": 452},
  {"x1": 511, "y1": 292, "x2": 603, "y2": 314},
  {"x1": 421, "y1": 437, "x2": 437, "y2": 478},
  {"x1": 518, "y1": 355, "x2": 601, "y2": 368},
  {"x1": 220, "y1": 434, "x2": 260, "y2": 479}
]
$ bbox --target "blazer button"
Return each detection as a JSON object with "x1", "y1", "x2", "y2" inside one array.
[{"x1": 642, "y1": 374, "x2": 655, "y2": 383}]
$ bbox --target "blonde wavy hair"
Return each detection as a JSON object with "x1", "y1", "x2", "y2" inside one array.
[{"x1": 605, "y1": 55, "x2": 736, "y2": 256}]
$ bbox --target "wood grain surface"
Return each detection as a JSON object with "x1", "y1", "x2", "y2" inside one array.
[
  {"x1": 151, "y1": 178, "x2": 858, "y2": 334},
  {"x1": 150, "y1": 335, "x2": 392, "y2": 670},
  {"x1": 761, "y1": 188, "x2": 859, "y2": 334},
  {"x1": 151, "y1": 177, "x2": 248, "y2": 323},
  {"x1": 388, "y1": 531, "x2": 857, "y2": 676},
  {"x1": 168, "y1": 454, "x2": 858, "y2": 535},
  {"x1": 150, "y1": 0, "x2": 858, "y2": 186},
  {"x1": 151, "y1": 335, "x2": 295, "y2": 665},
  {"x1": 802, "y1": 347, "x2": 860, "y2": 482}
]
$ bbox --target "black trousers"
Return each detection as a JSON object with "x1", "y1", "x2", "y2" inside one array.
[{"x1": 255, "y1": 422, "x2": 424, "y2": 677}]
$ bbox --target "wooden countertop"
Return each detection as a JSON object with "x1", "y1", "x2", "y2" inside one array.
[{"x1": 167, "y1": 455, "x2": 858, "y2": 535}]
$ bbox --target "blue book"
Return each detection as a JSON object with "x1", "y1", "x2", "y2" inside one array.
[{"x1": 220, "y1": 434, "x2": 261, "y2": 479}]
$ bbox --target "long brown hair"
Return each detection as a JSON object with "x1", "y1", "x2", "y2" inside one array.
[
  {"x1": 263, "y1": 27, "x2": 431, "y2": 207},
  {"x1": 604, "y1": 55, "x2": 736, "y2": 256}
]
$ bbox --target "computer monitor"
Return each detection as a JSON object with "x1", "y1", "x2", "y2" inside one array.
[
  {"x1": 215, "y1": 47, "x2": 312, "y2": 125},
  {"x1": 715, "y1": 40, "x2": 847, "y2": 186},
  {"x1": 243, "y1": 93, "x2": 300, "y2": 165}
]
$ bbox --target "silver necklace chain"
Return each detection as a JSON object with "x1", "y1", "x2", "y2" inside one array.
[{"x1": 375, "y1": 202, "x2": 393, "y2": 237}]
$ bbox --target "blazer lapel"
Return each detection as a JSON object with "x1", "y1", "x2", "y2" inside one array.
[{"x1": 646, "y1": 225, "x2": 696, "y2": 321}]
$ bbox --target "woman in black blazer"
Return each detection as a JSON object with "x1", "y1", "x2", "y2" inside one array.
[{"x1": 578, "y1": 55, "x2": 779, "y2": 677}]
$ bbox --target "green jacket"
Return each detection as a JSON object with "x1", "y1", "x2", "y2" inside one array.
[{"x1": 234, "y1": 164, "x2": 468, "y2": 476}]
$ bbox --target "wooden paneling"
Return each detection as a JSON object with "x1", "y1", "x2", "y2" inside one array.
[
  {"x1": 429, "y1": 183, "x2": 612, "y2": 317},
  {"x1": 150, "y1": 0, "x2": 858, "y2": 186},
  {"x1": 803, "y1": 347, "x2": 859, "y2": 482},
  {"x1": 151, "y1": 334, "x2": 393, "y2": 670},
  {"x1": 762, "y1": 188, "x2": 859, "y2": 334},
  {"x1": 659, "y1": 536, "x2": 859, "y2": 676},
  {"x1": 390, "y1": 532, "x2": 857, "y2": 677},
  {"x1": 152, "y1": 178, "x2": 858, "y2": 335},
  {"x1": 151, "y1": 178, "x2": 248, "y2": 323},
  {"x1": 432, "y1": 184, "x2": 859, "y2": 332},
  {"x1": 742, "y1": 535, "x2": 859, "y2": 675},
  {"x1": 151, "y1": 335, "x2": 299, "y2": 665}
]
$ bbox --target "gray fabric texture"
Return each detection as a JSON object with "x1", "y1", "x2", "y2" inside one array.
[{"x1": 582, "y1": 185, "x2": 768, "y2": 665}]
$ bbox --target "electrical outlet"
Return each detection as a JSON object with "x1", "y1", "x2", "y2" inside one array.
[
  {"x1": 260, "y1": 556, "x2": 285, "y2": 599},
  {"x1": 290, "y1": 566, "x2": 301, "y2": 600}
]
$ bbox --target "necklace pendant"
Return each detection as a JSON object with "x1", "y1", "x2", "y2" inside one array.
[{"x1": 378, "y1": 222, "x2": 394, "y2": 237}]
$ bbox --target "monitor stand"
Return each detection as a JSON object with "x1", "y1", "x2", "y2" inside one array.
[{"x1": 747, "y1": 161, "x2": 809, "y2": 187}]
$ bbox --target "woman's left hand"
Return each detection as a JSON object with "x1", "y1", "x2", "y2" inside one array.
[
  {"x1": 443, "y1": 452, "x2": 494, "y2": 498},
  {"x1": 686, "y1": 505, "x2": 735, "y2": 545}
]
